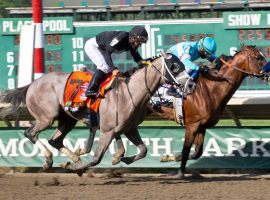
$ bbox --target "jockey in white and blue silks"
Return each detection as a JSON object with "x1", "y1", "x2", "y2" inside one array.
[{"x1": 169, "y1": 36, "x2": 217, "y2": 80}]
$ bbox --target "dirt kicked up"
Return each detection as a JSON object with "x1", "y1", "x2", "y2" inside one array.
[{"x1": 0, "y1": 171, "x2": 270, "y2": 200}]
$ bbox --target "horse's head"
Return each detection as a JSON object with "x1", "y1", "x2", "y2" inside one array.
[
  {"x1": 152, "y1": 52, "x2": 185, "y2": 86},
  {"x1": 228, "y1": 44, "x2": 267, "y2": 77}
]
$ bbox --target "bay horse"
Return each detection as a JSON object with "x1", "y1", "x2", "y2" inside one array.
[
  {"x1": 0, "y1": 53, "x2": 184, "y2": 172},
  {"x1": 147, "y1": 45, "x2": 267, "y2": 178}
]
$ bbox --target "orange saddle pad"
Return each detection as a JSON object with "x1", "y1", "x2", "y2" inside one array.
[{"x1": 64, "y1": 71, "x2": 113, "y2": 113}]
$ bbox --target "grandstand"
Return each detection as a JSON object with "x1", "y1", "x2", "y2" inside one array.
[{"x1": 6, "y1": 0, "x2": 270, "y2": 20}]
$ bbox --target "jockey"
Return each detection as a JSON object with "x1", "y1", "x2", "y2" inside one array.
[
  {"x1": 84, "y1": 26, "x2": 148, "y2": 98},
  {"x1": 167, "y1": 36, "x2": 218, "y2": 96}
]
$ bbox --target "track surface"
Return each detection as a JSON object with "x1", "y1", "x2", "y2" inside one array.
[{"x1": 0, "y1": 172, "x2": 270, "y2": 200}]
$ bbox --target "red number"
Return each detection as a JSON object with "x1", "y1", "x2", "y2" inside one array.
[
  {"x1": 239, "y1": 30, "x2": 246, "y2": 41},
  {"x1": 56, "y1": 64, "x2": 62, "y2": 72},
  {"x1": 47, "y1": 51, "x2": 54, "y2": 61},
  {"x1": 189, "y1": 34, "x2": 196, "y2": 41},
  {"x1": 265, "y1": 29, "x2": 270, "y2": 40},
  {"x1": 181, "y1": 34, "x2": 187, "y2": 42},
  {"x1": 265, "y1": 46, "x2": 270, "y2": 58},
  {"x1": 56, "y1": 51, "x2": 62, "y2": 61},
  {"x1": 198, "y1": 34, "x2": 204, "y2": 40},
  {"x1": 46, "y1": 35, "x2": 53, "y2": 45},
  {"x1": 248, "y1": 30, "x2": 254, "y2": 40},
  {"x1": 47, "y1": 65, "x2": 54, "y2": 72},
  {"x1": 54, "y1": 34, "x2": 61, "y2": 45},
  {"x1": 174, "y1": 35, "x2": 180, "y2": 43},
  {"x1": 256, "y1": 30, "x2": 263, "y2": 40}
]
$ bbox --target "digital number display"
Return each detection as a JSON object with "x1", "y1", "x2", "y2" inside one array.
[
  {"x1": 164, "y1": 33, "x2": 214, "y2": 45},
  {"x1": 238, "y1": 29, "x2": 270, "y2": 41},
  {"x1": 46, "y1": 50, "x2": 62, "y2": 62},
  {"x1": 14, "y1": 34, "x2": 62, "y2": 45},
  {"x1": 46, "y1": 64, "x2": 62, "y2": 72}
]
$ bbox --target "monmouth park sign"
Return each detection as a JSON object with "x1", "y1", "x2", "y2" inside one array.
[{"x1": 0, "y1": 127, "x2": 270, "y2": 169}]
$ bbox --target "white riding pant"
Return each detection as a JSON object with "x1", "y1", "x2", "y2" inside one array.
[{"x1": 84, "y1": 37, "x2": 111, "y2": 73}]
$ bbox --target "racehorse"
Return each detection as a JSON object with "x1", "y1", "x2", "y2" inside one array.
[
  {"x1": 147, "y1": 44, "x2": 267, "y2": 178},
  {"x1": 0, "y1": 53, "x2": 184, "y2": 172}
]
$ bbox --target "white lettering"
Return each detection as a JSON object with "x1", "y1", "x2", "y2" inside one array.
[
  {"x1": 2, "y1": 21, "x2": 11, "y2": 32},
  {"x1": 250, "y1": 138, "x2": 270, "y2": 157},
  {"x1": 225, "y1": 138, "x2": 248, "y2": 157},
  {"x1": 203, "y1": 138, "x2": 224, "y2": 156},
  {"x1": 150, "y1": 138, "x2": 173, "y2": 156},
  {"x1": 19, "y1": 138, "x2": 39, "y2": 157},
  {"x1": 228, "y1": 14, "x2": 261, "y2": 26},
  {"x1": 0, "y1": 139, "x2": 19, "y2": 156},
  {"x1": 43, "y1": 20, "x2": 71, "y2": 32}
]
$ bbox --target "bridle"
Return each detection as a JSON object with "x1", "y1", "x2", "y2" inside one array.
[
  {"x1": 150, "y1": 55, "x2": 182, "y2": 86},
  {"x1": 220, "y1": 47, "x2": 266, "y2": 78}
]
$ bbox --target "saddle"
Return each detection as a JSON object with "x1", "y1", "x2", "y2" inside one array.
[{"x1": 64, "y1": 71, "x2": 115, "y2": 113}]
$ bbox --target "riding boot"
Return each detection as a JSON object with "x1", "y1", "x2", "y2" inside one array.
[{"x1": 86, "y1": 69, "x2": 106, "y2": 98}]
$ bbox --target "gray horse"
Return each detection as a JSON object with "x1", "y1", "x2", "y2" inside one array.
[{"x1": 0, "y1": 53, "x2": 184, "y2": 172}]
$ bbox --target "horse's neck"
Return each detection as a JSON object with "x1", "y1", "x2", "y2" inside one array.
[
  {"x1": 120, "y1": 64, "x2": 162, "y2": 107},
  {"x1": 197, "y1": 60, "x2": 246, "y2": 108}
]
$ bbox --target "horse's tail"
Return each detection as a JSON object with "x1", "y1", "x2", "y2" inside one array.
[{"x1": 0, "y1": 84, "x2": 30, "y2": 118}]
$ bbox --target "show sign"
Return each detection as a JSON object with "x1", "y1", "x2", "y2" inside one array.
[{"x1": 224, "y1": 11, "x2": 270, "y2": 29}]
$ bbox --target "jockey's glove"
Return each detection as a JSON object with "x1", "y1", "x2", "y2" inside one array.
[
  {"x1": 139, "y1": 60, "x2": 152, "y2": 67},
  {"x1": 112, "y1": 68, "x2": 120, "y2": 76}
]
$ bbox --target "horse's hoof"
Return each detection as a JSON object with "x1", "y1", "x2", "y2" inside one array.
[
  {"x1": 75, "y1": 148, "x2": 85, "y2": 156},
  {"x1": 120, "y1": 157, "x2": 132, "y2": 165},
  {"x1": 112, "y1": 157, "x2": 120, "y2": 165},
  {"x1": 172, "y1": 171, "x2": 185, "y2": 179},
  {"x1": 160, "y1": 155, "x2": 169, "y2": 162},
  {"x1": 43, "y1": 160, "x2": 53, "y2": 171},
  {"x1": 59, "y1": 162, "x2": 71, "y2": 169},
  {"x1": 76, "y1": 169, "x2": 85, "y2": 177}
]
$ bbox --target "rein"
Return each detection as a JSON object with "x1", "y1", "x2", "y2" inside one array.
[
  {"x1": 220, "y1": 52, "x2": 264, "y2": 78},
  {"x1": 150, "y1": 56, "x2": 181, "y2": 86}
]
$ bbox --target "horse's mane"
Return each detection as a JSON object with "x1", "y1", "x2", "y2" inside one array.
[{"x1": 121, "y1": 54, "x2": 162, "y2": 78}]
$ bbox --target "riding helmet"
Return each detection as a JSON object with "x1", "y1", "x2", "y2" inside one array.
[{"x1": 198, "y1": 36, "x2": 217, "y2": 55}]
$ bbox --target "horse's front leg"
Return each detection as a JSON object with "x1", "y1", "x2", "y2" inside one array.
[
  {"x1": 120, "y1": 128, "x2": 147, "y2": 165},
  {"x1": 176, "y1": 123, "x2": 200, "y2": 179}
]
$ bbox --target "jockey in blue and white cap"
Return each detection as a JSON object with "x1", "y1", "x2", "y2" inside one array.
[{"x1": 169, "y1": 36, "x2": 217, "y2": 79}]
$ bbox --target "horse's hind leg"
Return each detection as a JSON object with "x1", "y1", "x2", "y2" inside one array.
[
  {"x1": 120, "y1": 128, "x2": 147, "y2": 165},
  {"x1": 75, "y1": 127, "x2": 97, "y2": 156},
  {"x1": 24, "y1": 121, "x2": 54, "y2": 169},
  {"x1": 24, "y1": 120, "x2": 53, "y2": 144},
  {"x1": 112, "y1": 135, "x2": 126, "y2": 165},
  {"x1": 161, "y1": 128, "x2": 206, "y2": 162},
  {"x1": 48, "y1": 114, "x2": 79, "y2": 164}
]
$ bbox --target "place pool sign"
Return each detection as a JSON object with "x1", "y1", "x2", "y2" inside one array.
[
  {"x1": 223, "y1": 11, "x2": 270, "y2": 29},
  {"x1": 0, "y1": 17, "x2": 73, "y2": 35}
]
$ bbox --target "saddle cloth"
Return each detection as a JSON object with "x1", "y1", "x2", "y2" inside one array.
[
  {"x1": 151, "y1": 85, "x2": 184, "y2": 125},
  {"x1": 64, "y1": 71, "x2": 113, "y2": 113}
]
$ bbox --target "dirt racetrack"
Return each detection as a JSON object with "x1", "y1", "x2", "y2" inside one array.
[{"x1": 0, "y1": 170, "x2": 270, "y2": 200}]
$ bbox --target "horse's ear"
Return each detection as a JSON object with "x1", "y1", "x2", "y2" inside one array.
[{"x1": 161, "y1": 52, "x2": 172, "y2": 59}]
